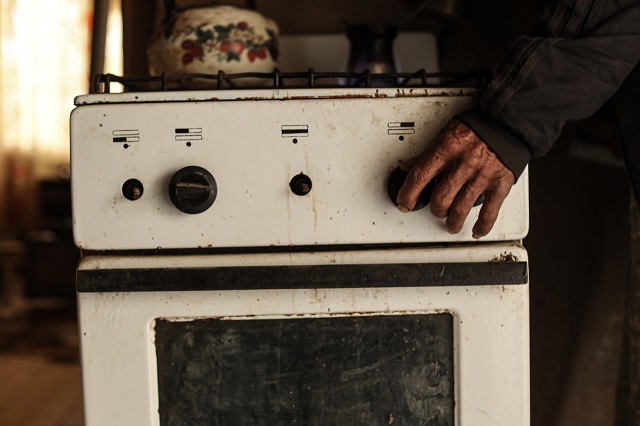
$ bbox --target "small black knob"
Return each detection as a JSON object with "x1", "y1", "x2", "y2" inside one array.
[
  {"x1": 122, "y1": 179, "x2": 144, "y2": 201},
  {"x1": 290, "y1": 174, "x2": 312, "y2": 196},
  {"x1": 387, "y1": 167, "x2": 434, "y2": 211},
  {"x1": 169, "y1": 166, "x2": 217, "y2": 214}
]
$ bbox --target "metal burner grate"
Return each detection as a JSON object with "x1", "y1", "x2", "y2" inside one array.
[{"x1": 93, "y1": 69, "x2": 488, "y2": 94}]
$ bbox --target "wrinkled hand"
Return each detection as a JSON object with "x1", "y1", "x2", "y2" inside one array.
[{"x1": 396, "y1": 119, "x2": 515, "y2": 239}]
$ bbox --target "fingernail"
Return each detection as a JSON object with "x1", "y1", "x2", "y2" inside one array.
[
  {"x1": 445, "y1": 222, "x2": 457, "y2": 234},
  {"x1": 397, "y1": 203, "x2": 410, "y2": 213},
  {"x1": 472, "y1": 233, "x2": 482, "y2": 239}
]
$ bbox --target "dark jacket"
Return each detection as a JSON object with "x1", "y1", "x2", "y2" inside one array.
[{"x1": 456, "y1": 0, "x2": 640, "y2": 182}]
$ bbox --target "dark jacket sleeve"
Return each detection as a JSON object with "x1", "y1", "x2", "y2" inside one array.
[{"x1": 456, "y1": 0, "x2": 640, "y2": 179}]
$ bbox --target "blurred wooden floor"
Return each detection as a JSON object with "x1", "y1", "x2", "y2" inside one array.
[{"x1": 0, "y1": 311, "x2": 83, "y2": 426}]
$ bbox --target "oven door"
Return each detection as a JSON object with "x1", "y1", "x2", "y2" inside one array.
[{"x1": 77, "y1": 243, "x2": 529, "y2": 426}]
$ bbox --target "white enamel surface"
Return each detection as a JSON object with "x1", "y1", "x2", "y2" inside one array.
[
  {"x1": 71, "y1": 88, "x2": 529, "y2": 250},
  {"x1": 78, "y1": 244, "x2": 529, "y2": 426}
]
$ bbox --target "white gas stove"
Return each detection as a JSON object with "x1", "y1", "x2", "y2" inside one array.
[{"x1": 71, "y1": 70, "x2": 530, "y2": 426}]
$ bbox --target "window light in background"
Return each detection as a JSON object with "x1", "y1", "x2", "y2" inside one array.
[{"x1": 0, "y1": 0, "x2": 122, "y2": 230}]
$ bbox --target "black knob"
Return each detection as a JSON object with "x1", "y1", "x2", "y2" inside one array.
[
  {"x1": 122, "y1": 179, "x2": 144, "y2": 201},
  {"x1": 387, "y1": 167, "x2": 485, "y2": 211},
  {"x1": 290, "y1": 173, "x2": 312, "y2": 196},
  {"x1": 169, "y1": 166, "x2": 217, "y2": 214},
  {"x1": 387, "y1": 167, "x2": 435, "y2": 211}
]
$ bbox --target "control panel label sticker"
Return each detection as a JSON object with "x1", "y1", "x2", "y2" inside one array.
[
  {"x1": 281, "y1": 125, "x2": 309, "y2": 138},
  {"x1": 388, "y1": 122, "x2": 415, "y2": 135},
  {"x1": 112, "y1": 129, "x2": 140, "y2": 143},
  {"x1": 175, "y1": 128, "x2": 203, "y2": 141}
]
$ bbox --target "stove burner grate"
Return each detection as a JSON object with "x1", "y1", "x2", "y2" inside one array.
[{"x1": 93, "y1": 69, "x2": 488, "y2": 94}]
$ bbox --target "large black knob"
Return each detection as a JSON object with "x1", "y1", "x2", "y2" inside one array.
[
  {"x1": 169, "y1": 166, "x2": 217, "y2": 214},
  {"x1": 387, "y1": 167, "x2": 485, "y2": 211},
  {"x1": 387, "y1": 167, "x2": 435, "y2": 211}
]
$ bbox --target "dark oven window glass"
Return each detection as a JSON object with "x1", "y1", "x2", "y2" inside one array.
[{"x1": 155, "y1": 314, "x2": 454, "y2": 426}]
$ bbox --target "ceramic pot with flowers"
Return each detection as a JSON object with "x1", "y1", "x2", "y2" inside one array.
[{"x1": 147, "y1": 1, "x2": 279, "y2": 84}]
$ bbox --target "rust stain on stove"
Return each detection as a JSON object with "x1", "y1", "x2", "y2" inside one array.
[
  {"x1": 238, "y1": 93, "x2": 276, "y2": 101},
  {"x1": 394, "y1": 89, "x2": 430, "y2": 97},
  {"x1": 489, "y1": 252, "x2": 519, "y2": 262},
  {"x1": 326, "y1": 94, "x2": 376, "y2": 99},
  {"x1": 276, "y1": 93, "x2": 390, "y2": 101},
  {"x1": 394, "y1": 89, "x2": 473, "y2": 98}
]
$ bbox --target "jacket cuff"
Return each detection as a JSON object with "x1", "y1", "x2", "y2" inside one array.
[{"x1": 456, "y1": 109, "x2": 532, "y2": 180}]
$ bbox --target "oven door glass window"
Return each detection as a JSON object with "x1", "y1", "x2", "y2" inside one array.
[{"x1": 155, "y1": 313, "x2": 454, "y2": 426}]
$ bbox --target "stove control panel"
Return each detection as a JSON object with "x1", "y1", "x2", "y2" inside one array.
[{"x1": 71, "y1": 90, "x2": 529, "y2": 250}]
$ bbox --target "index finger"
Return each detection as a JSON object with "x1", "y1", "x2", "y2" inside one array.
[{"x1": 396, "y1": 149, "x2": 445, "y2": 212}]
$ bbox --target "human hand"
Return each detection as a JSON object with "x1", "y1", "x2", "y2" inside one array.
[{"x1": 396, "y1": 119, "x2": 515, "y2": 239}]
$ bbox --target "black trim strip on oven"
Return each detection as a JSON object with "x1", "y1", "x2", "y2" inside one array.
[{"x1": 76, "y1": 262, "x2": 528, "y2": 293}]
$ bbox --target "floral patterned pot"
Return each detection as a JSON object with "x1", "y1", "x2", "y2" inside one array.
[{"x1": 147, "y1": 4, "x2": 279, "y2": 86}]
